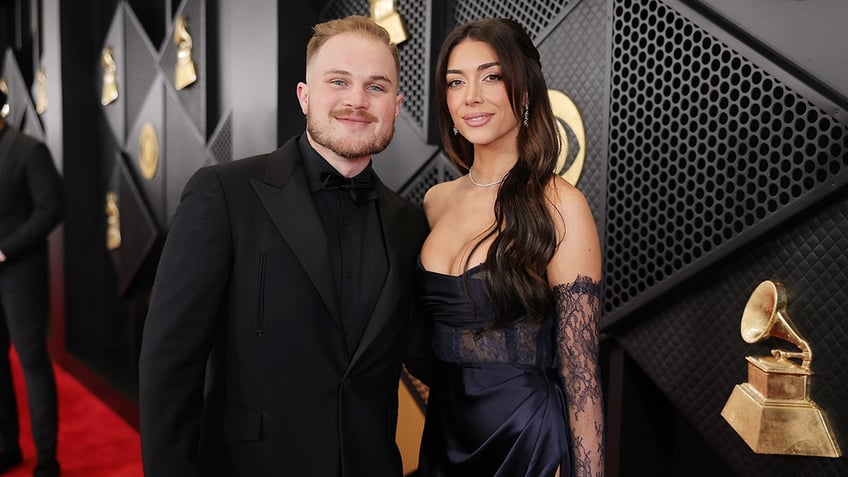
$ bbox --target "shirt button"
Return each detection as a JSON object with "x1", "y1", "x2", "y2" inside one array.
[{"x1": 346, "y1": 271, "x2": 353, "y2": 280}]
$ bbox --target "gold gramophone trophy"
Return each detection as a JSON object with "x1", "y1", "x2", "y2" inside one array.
[
  {"x1": 0, "y1": 78, "x2": 9, "y2": 118},
  {"x1": 721, "y1": 280, "x2": 841, "y2": 457},
  {"x1": 174, "y1": 16, "x2": 197, "y2": 90},
  {"x1": 370, "y1": 0, "x2": 407, "y2": 45},
  {"x1": 101, "y1": 47, "x2": 119, "y2": 106},
  {"x1": 105, "y1": 191, "x2": 121, "y2": 251}
]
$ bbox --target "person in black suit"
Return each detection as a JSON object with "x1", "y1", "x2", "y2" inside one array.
[
  {"x1": 0, "y1": 88, "x2": 63, "y2": 477},
  {"x1": 138, "y1": 15, "x2": 429, "y2": 477}
]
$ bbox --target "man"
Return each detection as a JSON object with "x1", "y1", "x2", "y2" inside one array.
[
  {"x1": 0, "y1": 88, "x2": 63, "y2": 477},
  {"x1": 139, "y1": 15, "x2": 429, "y2": 477}
]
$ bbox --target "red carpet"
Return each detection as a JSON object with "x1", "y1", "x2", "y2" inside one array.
[{"x1": 5, "y1": 349, "x2": 143, "y2": 476}]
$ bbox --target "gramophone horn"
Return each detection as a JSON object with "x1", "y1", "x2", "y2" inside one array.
[{"x1": 740, "y1": 280, "x2": 811, "y2": 367}]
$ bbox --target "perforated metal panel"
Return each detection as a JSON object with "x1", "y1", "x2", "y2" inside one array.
[
  {"x1": 399, "y1": 152, "x2": 461, "y2": 205},
  {"x1": 320, "y1": 0, "x2": 368, "y2": 19},
  {"x1": 208, "y1": 112, "x2": 233, "y2": 164},
  {"x1": 449, "y1": 0, "x2": 572, "y2": 41},
  {"x1": 603, "y1": 0, "x2": 848, "y2": 320},
  {"x1": 395, "y1": 0, "x2": 429, "y2": 131}
]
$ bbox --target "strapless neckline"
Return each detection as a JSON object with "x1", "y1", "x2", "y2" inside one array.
[{"x1": 417, "y1": 257, "x2": 485, "y2": 279}]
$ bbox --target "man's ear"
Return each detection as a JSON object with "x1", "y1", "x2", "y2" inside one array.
[
  {"x1": 296, "y1": 82, "x2": 309, "y2": 115},
  {"x1": 395, "y1": 94, "x2": 403, "y2": 118}
]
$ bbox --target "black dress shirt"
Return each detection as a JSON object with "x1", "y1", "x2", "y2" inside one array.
[{"x1": 298, "y1": 135, "x2": 388, "y2": 356}]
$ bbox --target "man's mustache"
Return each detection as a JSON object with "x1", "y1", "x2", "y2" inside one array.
[{"x1": 331, "y1": 109, "x2": 378, "y2": 122}]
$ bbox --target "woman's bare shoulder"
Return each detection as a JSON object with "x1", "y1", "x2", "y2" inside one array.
[{"x1": 423, "y1": 176, "x2": 466, "y2": 224}]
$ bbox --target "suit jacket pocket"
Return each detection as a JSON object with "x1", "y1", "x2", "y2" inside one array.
[{"x1": 223, "y1": 405, "x2": 263, "y2": 442}]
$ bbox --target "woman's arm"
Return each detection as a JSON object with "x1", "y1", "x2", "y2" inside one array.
[{"x1": 547, "y1": 178, "x2": 605, "y2": 477}]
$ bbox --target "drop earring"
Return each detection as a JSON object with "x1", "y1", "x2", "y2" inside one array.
[
  {"x1": 523, "y1": 104, "x2": 529, "y2": 127},
  {"x1": 452, "y1": 125, "x2": 458, "y2": 135}
]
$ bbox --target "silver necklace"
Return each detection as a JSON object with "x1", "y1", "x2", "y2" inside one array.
[{"x1": 468, "y1": 168, "x2": 505, "y2": 187}]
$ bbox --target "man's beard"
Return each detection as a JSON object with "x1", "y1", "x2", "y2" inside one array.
[{"x1": 306, "y1": 109, "x2": 395, "y2": 159}]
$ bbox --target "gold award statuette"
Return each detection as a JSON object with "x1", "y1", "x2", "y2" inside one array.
[
  {"x1": 105, "y1": 191, "x2": 121, "y2": 250},
  {"x1": 101, "y1": 47, "x2": 119, "y2": 106},
  {"x1": 0, "y1": 78, "x2": 9, "y2": 118},
  {"x1": 36, "y1": 67, "x2": 48, "y2": 114},
  {"x1": 174, "y1": 16, "x2": 198, "y2": 90},
  {"x1": 139, "y1": 123, "x2": 159, "y2": 180},
  {"x1": 370, "y1": 0, "x2": 407, "y2": 45},
  {"x1": 721, "y1": 280, "x2": 841, "y2": 457}
]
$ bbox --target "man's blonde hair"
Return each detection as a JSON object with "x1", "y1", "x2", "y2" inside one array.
[{"x1": 306, "y1": 15, "x2": 400, "y2": 80}]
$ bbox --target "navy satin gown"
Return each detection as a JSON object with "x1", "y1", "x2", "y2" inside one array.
[{"x1": 415, "y1": 261, "x2": 571, "y2": 477}]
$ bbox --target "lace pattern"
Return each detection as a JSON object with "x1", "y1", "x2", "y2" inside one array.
[
  {"x1": 433, "y1": 317, "x2": 553, "y2": 366},
  {"x1": 554, "y1": 276, "x2": 605, "y2": 477}
]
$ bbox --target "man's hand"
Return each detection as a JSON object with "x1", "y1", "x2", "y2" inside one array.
[{"x1": 0, "y1": 250, "x2": 5, "y2": 262}]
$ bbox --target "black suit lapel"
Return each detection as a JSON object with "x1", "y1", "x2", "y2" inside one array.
[{"x1": 250, "y1": 140, "x2": 342, "y2": 328}]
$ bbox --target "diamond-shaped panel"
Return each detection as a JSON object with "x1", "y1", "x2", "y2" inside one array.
[
  {"x1": 164, "y1": 86, "x2": 207, "y2": 223},
  {"x1": 126, "y1": 76, "x2": 167, "y2": 229},
  {"x1": 159, "y1": 0, "x2": 206, "y2": 136},
  {"x1": 124, "y1": 7, "x2": 160, "y2": 142},
  {"x1": 108, "y1": 151, "x2": 162, "y2": 296},
  {"x1": 100, "y1": 3, "x2": 126, "y2": 144}
]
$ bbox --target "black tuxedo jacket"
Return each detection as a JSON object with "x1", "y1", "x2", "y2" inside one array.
[
  {"x1": 0, "y1": 127, "x2": 63, "y2": 288},
  {"x1": 139, "y1": 137, "x2": 429, "y2": 477}
]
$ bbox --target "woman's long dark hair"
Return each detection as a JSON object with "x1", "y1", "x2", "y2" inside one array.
[{"x1": 435, "y1": 18, "x2": 562, "y2": 326}]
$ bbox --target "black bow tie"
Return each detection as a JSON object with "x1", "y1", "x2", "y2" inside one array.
[{"x1": 320, "y1": 171, "x2": 376, "y2": 204}]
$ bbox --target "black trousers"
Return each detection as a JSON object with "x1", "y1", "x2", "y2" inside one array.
[{"x1": 0, "y1": 251, "x2": 58, "y2": 463}]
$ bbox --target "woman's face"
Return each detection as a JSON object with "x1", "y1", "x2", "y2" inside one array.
[{"x1": 445, "y1": 39, "x2": 520, "y2": 154}]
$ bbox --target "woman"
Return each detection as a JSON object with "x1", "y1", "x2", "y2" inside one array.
[{"x1": 413, "y1": 18, "x2": 605, "y2": 477}]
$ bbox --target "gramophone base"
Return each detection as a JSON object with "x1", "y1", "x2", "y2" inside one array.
[{"x1": 721, "y1": 383, "x2": 841, "y2": 457}]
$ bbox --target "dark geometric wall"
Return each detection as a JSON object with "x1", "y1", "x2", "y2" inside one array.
[
  {"x1": 601, "y1": 1, "x2": 848, "y2": 475},
  {"x1": 334, "y1": 1, "x2": 848, "y2": 476}
]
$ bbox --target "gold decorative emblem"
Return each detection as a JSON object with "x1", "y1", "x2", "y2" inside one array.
[
  {"x1": 0, "y1": 78, "x2": 9, "y2": 118},
  {"x1": 370, "y1": 0, "x2": 408, "y2": 45},
  {"x1": 105, "y1": 191, "x2": 122, "y2": 250},
  {"x1": 174, "y1": 16, "x2": 198, "y2": 90},
  {"x1": 139, "y1": 123, "x2": 159, "y2": 180},
  {"x1": 101, "y1": 47, "x2": 119, "y2": 106},
  {"x1": 548, "y1": 89, "x2": 586, "y2": 186},
  {"x1": 721, "y1": 280, "x2": 841, "y2": 457},
  {"x1": 36, "y1": 67, "x2": 48, "y2": 114}
]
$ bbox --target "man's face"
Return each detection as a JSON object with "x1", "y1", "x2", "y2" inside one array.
[{"x1": 297, "y1": 33, "x2": 403, "y2": 164}]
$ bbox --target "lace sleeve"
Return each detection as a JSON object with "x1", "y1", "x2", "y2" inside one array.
[{"x1": 554, "y1": 276, "x2": 605, "y2": 477}]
